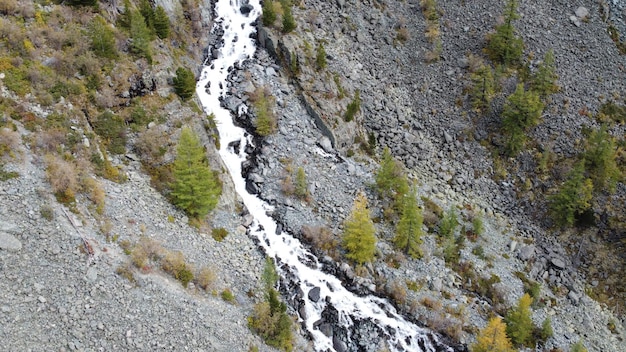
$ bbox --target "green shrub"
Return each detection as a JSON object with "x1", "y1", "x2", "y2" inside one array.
[
  {"x1": 570, "y1": 341, "x2": 588, "y2": 352},
  {"x1": 40, "y1": 204, "x2": 54, "y2": 221},
  {"x1": 539, "y1": 317, "x2": 553, "y2": 341},
  {"x1": 93, "y1": 111, "x2": 127, "y2": 155},
  {"x1": 315, "y1": 43, "x2": 326, "y2": 71},
  {"x1": 221, "y1": 288, "x2": 235, "y2": 303},
  {"x1": 439, "y1": 208, "x2": 459, "y2": 238},
  {"x1": 598, "y1": 100, "x2": 626, "y2": 123},
  {"x1": 472, "y1": 216, "x2": 484, "y2": 237},
  {"x1": 0, "y1": 166, "x2": 18, "y2": 181},
  {"x1": 173, "y1": 67, "x2": 196, "y2": 101},
  {"x1": 294, "y1": 167, "x2": 308, "y2": 199},
  {"x1": 211, "y1": 227, "x2": 228, "y2": 241},
  {"x1": 248, "y1": 288, "x2": 294, "y2": 351},
  {"x1": 344, "y1": 90, "x2": 361, "y2": 122},
  {"x1": 88, "y1": 16, "x2": 118, "y2": 59},
  {"x1": 582, "y1": 126, "x2": 621, "y2": 192}
]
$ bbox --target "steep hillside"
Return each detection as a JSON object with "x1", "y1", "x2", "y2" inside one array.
[{"x1": 0, "y1": 0, "x2": 625, "y2": 351}]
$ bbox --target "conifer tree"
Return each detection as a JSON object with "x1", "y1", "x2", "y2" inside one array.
[
  {"x1": 502, "y1": 83, "x2": 544, "y2": 155},
  {"x1": 173, "y1": 67, "x2": 196, "y2": 101},
  {"x1": 375, "y1": 148, "x2": 409, "y2": 203},
  {"x1": 470, "y1": 317, "x2": 515, "y2": 352},
  {"x1": 153, "y1": 6, "x2": 170, "y2": 39},
  {"x1": 549, "y1": 162, "x2": 594, "y2": 227},
  {"x1": 262, "y1": 0, "x2": 277, "y2": 27},
  {"x1": 582, "y1": 126, "x2": 621, "y2": 192},
  {"x1": 281, "y1": 0, "x2": 296, "y2": 33},
  {"x1": 470, "y1": 64, "x2": 495, "y2": 112},
  {"x1": 531, "y1": 49, "x2": 559, "y2": 98},
  {"x1": 171, "y1": 127, "x2": 222, "y2": 218},
  {"x1": 129, "y1": 10, "x2": 153, "y2": 62},
  {"x1": 342, "y1": 192, "x2": 377, "y2": 264},
  {"x1": 118, "y1": 0, "x2": 133, "y2": 30},
  {"x1": 139, "y1": 0, "x2": 155, "y2": 32},
  {"x1": 487, "y1": 0, "x2": 524, "y2": 66},
  {"x1": 505, "y1": 293, "x2": 534, "y2": 346},
  {"x1": 393, "y1": 187, "x2": 424, "y2": 259}
]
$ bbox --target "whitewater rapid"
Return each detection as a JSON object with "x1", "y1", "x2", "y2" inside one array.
[{"x1": 195, "y1": 0, "x2": 453, "y2": 351}]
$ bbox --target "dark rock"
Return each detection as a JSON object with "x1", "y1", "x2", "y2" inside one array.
[
  {"x1": 308, "y1": 287, "x2": 321, "y2": 302},
  {"x1": 240, "y1": 4, "x2": 253, "y2": 15},
  {"x1": 333, "y1": 335, "x2": 348, "y2": 352}
]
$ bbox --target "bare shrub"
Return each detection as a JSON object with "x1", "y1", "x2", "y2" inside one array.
[
  {"x1": 35, "y1": 129, "x2": 67, "y2": 153},
  {"x1": 0, "y1": 0, "x2": 17, "y2": 15},
  {"x1": 45, "y1": 154, "x2": 79, "y2": 204},
  {"x1": 301, "y1": 225, "x2": 339, "y2": 259},
  {"x1": 421, "y1": 295, "x2": 443, "y2": 310},
  {"x1": 136, "y1": 126, "x2": 169, "y2": 162},
  {"x1": 0, "y1": 127, "x2": 20, "y2": 157},
  {"x1": 162, "y1": 250, "x2": 194, "y2": 287},
  {"x1": 427, "y1": 314, "x2": 463, "y2": 341},
  {"x1": 195, "y1": 266, "x2": 217, "y2": 290},
  {"x1": 387, "y1": 280, "x2": 407, "y2": 305},
  {"x1": 131, "y1": 236, "x2": 163, "y2": 269},
  {"x1": 81, "y1": 176, "x2": 105, "y2": 214}
]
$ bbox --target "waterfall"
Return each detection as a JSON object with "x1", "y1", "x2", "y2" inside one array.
[{"x1": 195, "y1": 0, "x2": 454, "y2": 351}]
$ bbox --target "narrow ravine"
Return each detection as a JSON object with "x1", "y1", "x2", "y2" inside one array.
[{"x1": 195, "y1": 1, "x2": 454, "y2": 351}]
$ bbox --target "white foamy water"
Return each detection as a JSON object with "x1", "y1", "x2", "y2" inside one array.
[{"x1": 195, "y1": 1, "x2": 453, "y2": 351}]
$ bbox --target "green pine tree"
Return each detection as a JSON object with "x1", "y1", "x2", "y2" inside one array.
[
  {"x1": 393, "y1": 187, "x2": 424, "y2": 259},
  {"x1": 502, "y1": 83, "x2": 544, "y2": 155},
  {"x1": 171, "y1": 127, "x2": 222, "y2": 218},
  {"x1": 486, "y1": 0, "x2": 524, "y2": 66},
  {"x1": 582, "y1": 126, "x2": 621, "y2": 192},
  {"x1": 549, "y1": 162, "x2": 594, "y2": 227},
  {"x1": 375, "y1": 147, "x2": 409, "y2": 214},
  {"x1": 173, "y1": 67, "x2": 196, "y2": 101},
  {"x1": 262, "y1": 0, "x2": 277, "y2": 27},
  {"x1": 281, "y1": 0, "x2": 296, "y2": 33},
  {"x1": 129, "y1": 10, "x2": 153, "y2": 62},
  {"x1": 531, "y1": 49, "x2": 559, "y2": 97},
  {"x1": 342, "y1": 192, "x2": 377, "y2": 264},
  {"x1": 153, "y1": 6, "x2": 170, "y2": 39},
  {"x1": 470, "y1": 64, "x2": 495, "y2": 112},
  {"x1": 505, "y1": 293, "x2": 534, "y2": 346},
  {"x1": 139, "y1": 0, "x2": 155, "y2": 32},
  {"x1": 117, "y1": 0, "x2": 133, "y2": 30},
  {"x1": 88, "y1": 16, "x2": 118, "y2": 59}
]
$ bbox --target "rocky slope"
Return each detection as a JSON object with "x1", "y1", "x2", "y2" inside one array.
[{"x1": 1, "y1": 0, "x2": 625, "y2": 351}]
